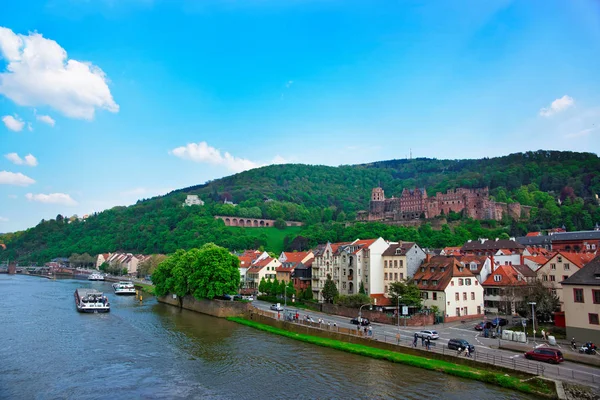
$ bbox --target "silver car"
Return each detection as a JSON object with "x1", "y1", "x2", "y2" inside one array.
[{"x1": 417, "y1": 330, "x2": 439, "y2": 340}]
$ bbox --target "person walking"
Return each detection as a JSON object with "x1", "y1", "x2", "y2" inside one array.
[
  {"x1": 421, "y1": 335, "x2": 425, "y2": 347},
  {"x1": 466, "y1": 347, "x2": 471, "y2": 358},
  {"x1": 541, "y1": 329, "x2": 546, "y2": 340},
  {"x1": 425, "y1": 337, "x2": 431, "y2": 350},
  {"x1": 368, "y1": 326, "x2": 373, "y2": 338},
  {"x1": 413, "y1": 333, "x2": 418, "y2": 347}
]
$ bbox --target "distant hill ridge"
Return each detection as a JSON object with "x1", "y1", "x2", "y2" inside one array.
[{"x1": 1, "y1": 150, "x2": 599, "y2": 262}]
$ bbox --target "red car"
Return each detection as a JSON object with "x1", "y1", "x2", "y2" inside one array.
[
  {"x1": 524, "y1": 348, "x2": 564, "y2": 364},
  {"x1": 474, "y1": 321, "x2": 493, "y2": 331}
]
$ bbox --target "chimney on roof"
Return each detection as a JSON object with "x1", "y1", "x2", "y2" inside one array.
[
  {"x1": 495, "y1": 238, "x2": 499, "y2": 241},
  {"x1": 510, "y1": 237, "x2": 515, "y2": 241},
  {"x1": 480, "y1": 238, "x2": 486, "y2": 244}
]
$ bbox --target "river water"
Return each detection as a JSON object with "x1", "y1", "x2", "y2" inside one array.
[{"x1": 0, "y1": 275, "x2": 535, "y2": 399}]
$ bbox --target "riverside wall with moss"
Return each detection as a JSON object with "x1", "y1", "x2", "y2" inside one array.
[{"x1": 157, "y1": 294, "x2": 252, "y2": 317}]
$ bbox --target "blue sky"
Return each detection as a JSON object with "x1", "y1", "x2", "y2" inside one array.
[{"x1": 1, "y1": 0, "x2": 599, "y2": 233}]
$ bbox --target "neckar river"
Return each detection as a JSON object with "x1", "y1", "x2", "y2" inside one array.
[{"x1": 0, "y1": 275, "x2": 534, "y2": 399}]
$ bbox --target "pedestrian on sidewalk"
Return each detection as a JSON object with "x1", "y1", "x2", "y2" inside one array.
[
  {"x1": 425, "y1": 337, "x2": 431, "y2": 350},
  {"x1": 413, "y1": 333, "x2": 418, "y2": 347},
  {"x1": 421, "y1": 335, "x2": 425, "y2": 347},
  {"x1": 541, "y1": 329, "x2": 546, "y2": 340}
]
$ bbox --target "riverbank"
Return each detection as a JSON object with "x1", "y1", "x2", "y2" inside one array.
[{"x1": 228, "y1": 316, "x2": 557, "y2": 398}]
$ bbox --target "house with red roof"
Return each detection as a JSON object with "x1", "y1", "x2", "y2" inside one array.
[
  {"x1": 311, "y1": 238, "x2": 389, "y2": 301},
  {"x1": 482, "y1": 265, "x2": 530, "y2": 314},
  {"x1": 536, "y1": 251, "x2": 596, "y2": 310},
  {"x1": 413, "y1": 256, "x2": 484, "y2": 321},
  {"x1": 456, "y1": 255, "x2": 493, "y2": 284},
  {"x1": 247, "y1": 256, "x2": 282, "y2": 293}
]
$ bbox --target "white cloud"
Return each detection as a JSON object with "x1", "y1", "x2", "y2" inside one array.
[
  {"x1": 0, "y1": 26, "x2": 119, "y2": 120},
  {"x1": 566, "y1": 127, "x2": 598, "y2": 139},
  {"x1": 5, "y1": 152, "x2": 38, "y2": 166},
  {"x1": 539, "y1": 95, "x2": 575, "y2": 117},
  {"x1": 170, "y1": 142, "x2": 288, "y2": 173},
  {"x1": 27, "y1": 122, "x2": 33, "y2": 131},
  {"x1": 2, "y1": 115, "x2": 24, "y2": 131},
  {"x1": 36, "y1": 114, "x2": 55, "y2": 126},
  {"x1": 25, "y1": 192, "x2": 78, "y2": 206},
  {"x1": 0, "y1": 170, "x2": 35, "y2": 186}
]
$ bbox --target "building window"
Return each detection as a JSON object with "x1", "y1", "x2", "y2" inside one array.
[
  {"x1": 593, "y1": 290, "x2": 600, "y2": 305},
  {"x1": 384, "y1": 260, "x2": 388, "y2": 268},
  {"x1": 563, "y1": 263, "x2": 570, "y2": 271},
  {"x1": 384, "y1": 285, "x2": 388, "y2": 293},
  {"x1": 542, "y1": 275, "x2": 548, "y2": 281},
  {"x1": 458, "y1": 278, "x2": 463, "y2": 286},
  {"x1": 465, "y1": 278, "x2": 471, "y2": 286},
  {"x1": 455, "y1": 293, "x2": 459, "y2": 301},
  {"x1": 451, "y1": 281, "x2": 454, "y2": 286},
  {"x1": 550, "y1": 275, "x2": 555, "y2": 282},
  {"x1": 562, "y1": 275, "x2": 568, "y2": 281},
  {"x1": 557, "y1": 256, "x2": 562, "y2": 263},
  {"x1": 463, "y1": 292, "x2": 467, "y2": 301},
  {"x1": 394, "y1": 273, "x2": 398, "y2": 280},
  {"x1": 550, "y1": 263, "x2": 556, "y2": 270},
  {"x1": 433, "y1": 292, "x2": 437, "y2": 300},
  {"x1": 384, "y1": 273, "x2": 388, "y2": 280},
  {"x1": 400, "y1": 260, "x2": 404, "y2": 267},
  {"x1": 471, "y1": 292, "x2": 475, "y2": 300},
  {"x1": 456, "y1": 307, "x2": 460, "y2": 316},
  {"x1": 494, "y1": 275, "x2": 501, "y2": 282},
  {"x1": 574, "y1": 288, "x2": 584, "y2": 303},
  {"x1": 589, "y1": 314, "x2": 599, "y2": 325},
  {"x1": 394, "y1": 260, "x2": 398, "y2": 268},
  {"x1": 400, "y1": 273, "x2": 404, "y2": 280}
]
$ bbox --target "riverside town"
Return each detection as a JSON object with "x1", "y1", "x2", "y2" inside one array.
[{"x1": 2, "y1": 2, "x2": 600, "y2": 399}]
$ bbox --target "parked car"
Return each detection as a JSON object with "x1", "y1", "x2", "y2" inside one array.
[
  {"x1": 474, "y1": 321, "x2": 493, "y2": 331},
  {"x1": 524, "y1": 348, "x2": 564, "y2": 364},
  {"x1": 270, "y1": 304, "x2": 283, "y2": 311},
  {"x1": 416, "y1": 330, "x2": 439, "y2": 340},
  {"x1": 448, "y1": 338, "x2": 475, "y2": 352},
  {"x1": 350, "y1": 317, "x2": 370, "y2": 326},
  {"x1": 491, "y1": 317, "x2": 508, "y2": 327},
  {"x1": 241, "y1": 295, "x2": 254, "y2": 301}
]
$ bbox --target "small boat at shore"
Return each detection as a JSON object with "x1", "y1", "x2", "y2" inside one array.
[
  {"x1": 112, "y1": 281, "x2": 136, "y2": 295},
  {"x1": 74, "y1": 288, "x2": 110, "y2": 313},
  {"x1": 88, "y1": 273, "x2": 105, "y2": 281}
]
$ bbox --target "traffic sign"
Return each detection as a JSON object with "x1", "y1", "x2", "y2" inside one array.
[
  {"x1": 402, "y1": 306, "x2": 408, "y2": 316},
  {"x1": 521, "y1": 319, "x2": 527, "y2": 327}
]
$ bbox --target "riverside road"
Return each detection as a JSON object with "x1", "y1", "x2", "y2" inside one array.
[
  {"x1": 252, "y1": 300, "x2": 600, "y2": 387},
  {"x1": 0, "y1": 274, "x2": 540, "y2": 400}
]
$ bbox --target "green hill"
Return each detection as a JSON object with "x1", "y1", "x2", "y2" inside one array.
[{"x1": 1, "y1": 150, "x2": 599, "y2": 263}]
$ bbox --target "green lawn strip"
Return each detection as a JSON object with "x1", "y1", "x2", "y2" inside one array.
[
  {"x1": 135, "y1": 283, "x2": 155, "y2": 295},
  {"x1": 228, "y1": 317, "x2": 554, "y2": 397}
]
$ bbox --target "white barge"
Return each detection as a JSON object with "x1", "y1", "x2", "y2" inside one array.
[
  {"x1": 74, "y1": 288, "x2": 110, "y2": 313},
  {"x1": 112, "y1": 281, "x2": 136, "y2": 295},
  {"x1": 88, "y1": 273, "x2": 105, "y2": 281}
]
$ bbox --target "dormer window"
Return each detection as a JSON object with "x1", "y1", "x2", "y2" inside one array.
[
  {"x1": 494, "y1": 275, "x2": 502, "y2": 282},
  {"x1": 423, "y1": 280, "x2": 428, "y2": 285},
  {"x1": 430, "y1": 267, "x2": 435, "y2": 273},
  {"x1": 421, "y1": 267, "x2": 425, "y2": 272}
]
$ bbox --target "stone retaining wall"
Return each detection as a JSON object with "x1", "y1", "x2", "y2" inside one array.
[
  {"x1": 321, "y1": 303, "x2": 434, "y2": 326},
  {"x1": 157, "y1": 294, "x2": 252, "y2": 318}
]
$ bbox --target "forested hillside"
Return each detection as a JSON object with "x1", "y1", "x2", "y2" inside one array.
[{"x1": 1, "y1": 150, "x2": 599, "y2": 263}]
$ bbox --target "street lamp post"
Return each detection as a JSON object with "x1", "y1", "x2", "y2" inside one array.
[
  {"x1": 359, "y1": 303, "x2": 371, "y2": 323},
  {"x1": 529, "y1": 302, "x2": 536, "y2": 346}
]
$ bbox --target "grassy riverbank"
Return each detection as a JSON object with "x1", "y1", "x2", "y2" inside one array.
[
  {"x1": 135, "y1": 283, "x2": 155, "y2": 295},
  {"x1": 228, "y1": 317, "x2": 555, "y2": 398}
]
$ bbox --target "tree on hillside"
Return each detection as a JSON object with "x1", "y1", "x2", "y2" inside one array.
[
  {"x1": 274, "y1": 218, "x2": 287, "y2": 230},
  {"x1": 387, "y1": 280, "x2": 422, "y2": 310},
  {"x1": 322, "y1": 274, "x2": 338, "y2": 304}
]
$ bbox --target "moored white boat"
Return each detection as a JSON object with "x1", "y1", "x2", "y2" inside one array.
[
  {"x1": 112, "y1": 281, "x2": 136, "y2": 295},
  {"x1": 88, "y1": 273, "x2": 105, "y2": 281},
  {"x1": 74, "y1": 288, "x2": 110, "y2": 313}
]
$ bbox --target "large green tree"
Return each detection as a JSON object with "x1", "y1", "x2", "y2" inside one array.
[{"x1": 387, "y1": 280, "x2": 423, "y2": 310}]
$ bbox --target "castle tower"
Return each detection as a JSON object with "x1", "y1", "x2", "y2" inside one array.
[{"x1": 371, "y1": 187, "x2": 385, "y2": 201}]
